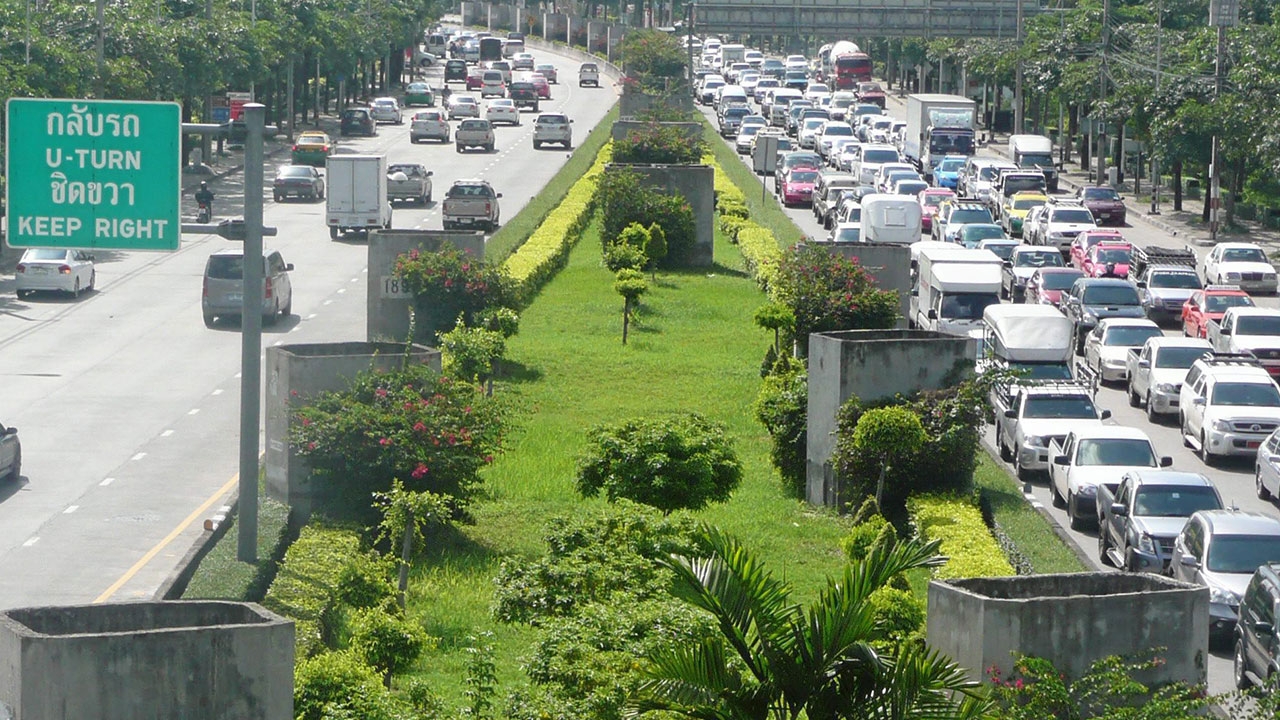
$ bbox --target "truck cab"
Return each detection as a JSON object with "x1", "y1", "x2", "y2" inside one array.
[
  {"x1": 909, "y1": 246, "x2": 1002, "y2": 346},
  {"x1": 993, "y1": 380, "x2": 1107, "y2": 481},
  {"x1": 1180, "y1": 354, "x2": 1280, "y2": 464}
]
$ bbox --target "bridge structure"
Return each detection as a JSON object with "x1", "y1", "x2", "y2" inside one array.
[{"x1": 692, "y1": 0, "x2": 1037, "y2": 39}]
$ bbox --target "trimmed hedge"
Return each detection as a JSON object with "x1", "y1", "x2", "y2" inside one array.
[
  {"x1": 705, "y1": 154, "x2": 784, "y2": 297},
  {"x1": 908, "y1": 495, "x2": 1015, "y2": 579},
  {"x1": 261, "y1": 522, "x2": 364, "y2": 658},
  {"x1": 503, "y1": 143, "x2": 613, "y2": 307}
]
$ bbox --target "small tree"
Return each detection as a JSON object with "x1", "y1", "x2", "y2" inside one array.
[
  {"x1": 347, "y1": 607, "x2": 433, "y2": 688},
  {"x1": 614, "y1": 269, "x2": 648, "y2": 345},
  {"x1": 753, "y1": 302, "x2": 796, "y2": 354},
  {"x1": 439, "y1": 318, "x2": 506, "y2": 394},
  {"x1": 605, "y1": 223, "x2": 651, "y2": 273},
  {"x1": 645, "y1": 222, "x2": 667, "y2": 278},
  {"x1": 575, "y1": 413, "x2": 743, "y2": 514},
  {"x1": 851, "y1": 407, "x2": 927, "y2": 508},
  {"x1": 371, "y1": 480, "x2": 453, "y2": 608}
]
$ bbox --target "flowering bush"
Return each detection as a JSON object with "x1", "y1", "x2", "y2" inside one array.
[
  {"x1": 291, "y1": 363, "x2": 503, "y2": 516},
  {"x1": 394, "y1": 246, "x2": 513, "y2": 343},
  {"x1": 988, "y1": 651, "x2": 1208, "y2": 719},
  {"x1": 774, "y1": 244, "x2": 899, "y2": 344},
  {"x1": 613, "y1": 122, "x2": 705, "y2": 165}
]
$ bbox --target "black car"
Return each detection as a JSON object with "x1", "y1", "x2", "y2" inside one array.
[
  {"x1": 272, "y1": 165, "x2": 325, "y2": 202},
  {"x1": 445, "y1": 59, "x2": 469, "y2": 83},
  {"x1": 0, "y1": 422, "x2": 19, "y2": 482},
  {"x1": 340, "y1": 108, "x2": 376, "y2": 136},
  {"x1": 508, "y1": 82, "x2": 540, "y2": 111}
]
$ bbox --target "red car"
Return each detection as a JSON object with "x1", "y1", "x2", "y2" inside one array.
[
  {"x1": 466, "y1": 72, "x2": 484, "y2": 91},
  {"x1": 856, "y1": 81, "x2": 886, "y2": 109},
  {"x1": 1181, "y1": 286, "x2": 1256, "y2": 338},
  {"x1": 1078, "y1": 185, "x2": 1127, "y2": 226},
  {"x1": 1081, "y1": 242, "x2": 1133, "y2": 278},
  {"x1": 1068, "y1": 229, "x2": 1125, "y2": 270},
  {"x1": 780, "y1": 168, "x2": 818, "y2": 207},
  {"x1": 529, "y1": 73, "x2": 551, "y2": 99},
  {"x1": 918, "y1": 188, "x2": 956, "y2": 234},
  {"x1": 1025, "y1": 267, "x2": 1086, "y2": 308}
]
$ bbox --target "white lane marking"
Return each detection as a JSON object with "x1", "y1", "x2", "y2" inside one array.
[
  {"x1": 1031, "y1": 502, "x2": 1045, "y2": 509},
  {"x1": 131, "y1": 452, "x2": 146, "y2": 461},
  {"x1": 211, "y1": 389, "x2": 224, "y2": 396},
  {"x1": 323, "y1": 299, "x2": 333, "y2": 306},
  {"x1": 161, "y1": 430, "x2": 174, "y2": 438},
  {"x1": 100, "y1": 477, "x2": 115, "y2": 486},
  {"x1": 351, "y1": 277, "x2": 359, "y2": 283},
  {"x1": 23, "y1": 537, "x2": 39, "y2": 547},
  {"x1": 64, "y1": 505, "x2": 79, "y2": 514},
  {"x1": 188, "y1": 408, "x2": 200, "y2": 415},
  {"x1": 337, "y1": 288, "x2": 346, "y2": 294},
  {"x1": 307, "y1": 313, "x2": 318, "y2": 320},
  {"x1": 234, "y1": 372, "x2": 242, "y2": 379}
]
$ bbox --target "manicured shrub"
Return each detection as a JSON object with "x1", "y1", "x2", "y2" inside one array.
[
  {"x1": 347, "y1": 607, "x2": 433, "y2": 685},
  {"x1": 595, "y1": 167, "x2": 697, "y2": 266},
  {"x1": 754, "y1": 302, "x2": 795, "y2": 352},
  {"x1": 851, "y1": 407, "x2": 927, "y2": 506},
  {"x1": 393, "y1": 246, "x2": 513, "y2": 344},
  {"x1": 575, "y1": 413, "x2": 743, "y2": 513},
  {"x1": 613, "y1": 122, "x2": 705, "y2": 165},
  {"x1": 439, "y1": 319, "x2": 506, "y2": 387},
  {"x1": 334, "y1": 553, "x2": 397, "y2": 611},
  {"x1": 604, "y1": 242, "x2": 647, "y2": 272},
  {"x1": 262, "y1": 522, "x2": 364, "y2": 658},
  {"x1": 841, "y1": 513, "x2": 891, "y2": 562},
  {"x1": 737, "y1": 225, "x2": 784, "y2": 293},
  {"x1": 908, "y1": 494, "x2": 1015, "y2": 579},
  {"x1": 614, "y1": 268, "x2": 648, "y2": 344},
  {"x1": 867, "y1": 585, "x2": 926, "y2": 648},
  {"x1": 774, "y1": 244, "x2": 899, "y2": 346},
  {"x1": 644, "y1": 222, "x2": 668, "y2": 271},
  {"x1": 753, "y1": 355, "x2": 807, "y2": 498},
  {"x1": 294, "y1": 650, "x2": 396, "y2": 720}
]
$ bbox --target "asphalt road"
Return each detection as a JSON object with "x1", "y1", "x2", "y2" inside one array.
[
  {"x1": 0, "y1": 44, "x2": 617, "y2": 609},
  {"x1": 698, "y1": 88, "x2": 1278, "y2": 697}
]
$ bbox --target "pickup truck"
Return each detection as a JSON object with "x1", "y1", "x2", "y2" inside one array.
[
  {"x1": 1048, "y1": 426, "x2": 1172, "y2": 530},
  {"x1": 455, "y1": 118, "x2": 495, "y2": 153},
  {"x1": 1096, "y1": 470, "x2": 1223, "y2": 572},
  {"x1": 1136, "y1": 264, "x2": 1202, "y2": 324},
  {"x1": 441, "y1": 179, "x2": 502, "y2": 232},
  {"x1": 992, "y1": 381, "x2": 1109, "y2": 482},
  {"x1": 1206, "y1": 306, "x2": 1280, "y2": 378},
  {"x1": 507, "y1": 81, "x2": 540, "y2": 112},
  {"x1": 386, "y1": 163, "x2": 433, "y2": 206},
  {"x1": 579, "y1": 63, "x2": 600, "y2": 87},
  {"x1": 1125, "y1": 336, "x2": 1212, "y2": 421}
]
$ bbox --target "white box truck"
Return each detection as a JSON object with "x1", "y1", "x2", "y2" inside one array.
[
  {"x1": 326, "y1": 155, "x2": 392, "y2": 239},
  {"x1": 860, "y1": 193, "x2": 922, "y2": 245},
  {"x1": 902, "y1": 94, "x2": 977, "y2": 174},
  {"x1": 909, "y1": 246, "x2": 1002, "y2": 351},
  {"x1": 1008, "y1": 134, "x2": 1059, "y2": 192}
]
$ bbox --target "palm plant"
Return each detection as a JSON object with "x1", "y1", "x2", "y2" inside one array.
[{"x1": 627, "y1": 526, "x2": 994, "y2": 720}]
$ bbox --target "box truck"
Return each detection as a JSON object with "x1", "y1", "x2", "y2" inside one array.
[
  {"x1": 902, "y1": 94, "x2": 977, "y2": 174},
  {"x1": 909, "y1": 245, "x2": 1002, "y2": 351},
  {"x1": 326, "y1": 155, "x2": 392, "y2": 239},
  {"x1": 1008, "y1": 134, "x2": 1059, "y2": 192},
  {"x1": 860, "y1": 194, "x2": 923, "y2": 245}
]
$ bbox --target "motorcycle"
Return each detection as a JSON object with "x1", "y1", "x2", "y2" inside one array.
[{"x1": 197, "y1": 199, "x2": 212, "y2": 223}]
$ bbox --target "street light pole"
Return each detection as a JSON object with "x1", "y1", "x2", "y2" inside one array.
[
  {"x1": 1208, "y1": 0, "x2": 1237, "y2": 243},
  {"x1": 237, "y1": 103, "x2": 267, "y2": 563},
  {"x1": 1151, "y1": 0, "x2": 1162, "y2": 214},
  {"x1": 95, "y1": 0, "x2": 105, "y2": 97}
]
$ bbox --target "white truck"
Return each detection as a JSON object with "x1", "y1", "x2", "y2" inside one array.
[
  {"x1": 1125, "y1": 336, "x2": 1212, "y2": 421},
  {"x1": 325, "y1": 155, "x2": 392, "y2": 239},
  {"x1": 982, "y1": 304, "x2": 1075, "y2": 380},
  {"x1": 1206, "y1": 306, "x2": 1280, "y2": 379},
  {"x1": 1048, "y1": 426, "x2": 1172, "y2": 530},
  {"x1": 993, "y1": 380, "x2": 1109, "y2": 481},
  {"x1": 1008, "y1": 134, "x2": 1059, "y2": 193},
  {"x1": 860, "y1": 193, "x2": 922, "y2": 245},
  {"x1": 902, "y1": 94, "x2": 977, "y2": 174},
  {"x1": 909, "y1": 246, "x2": 1002, "y2": 347}
]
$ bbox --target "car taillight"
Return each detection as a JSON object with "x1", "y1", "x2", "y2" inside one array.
[
  {"x1": 15, "y1": 264, "x2": 25, "y2": 274},
  {"x1": 292, "y1": 145, "x2": 299, "y2": 151},
  {"x1": 265, "y1": 277, "x2": 274, "y2": 299},
  {"x1": 59, "y1": 265, "x2": 72, "y2": 274},
  {"x1": 484, "y1": 202, "x2": 491, "y2": 214}
]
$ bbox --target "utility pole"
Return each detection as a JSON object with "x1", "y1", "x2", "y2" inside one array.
[
  {"x1": 24, "y1": 0, "x2": 31, "y2": 65},
  {"x1": 1095, "y1": 0, "x2": 1109, "y2": 186},
  {"x1": 203, "y1": 0, "x2": 213, "y2": 166},
  {"x1": 236, "y1": 103, "x2": 267, "y2": 563},
  {"x1": 1151, "y1": 0, "x2": 1162, "y2": 213},
  {"x1": 94, "y1": 0, "x2": 104, "y2": 97},
  {"x1": 1208, "y1": 0, "x2": 1236, "y2": 243},
  {"x1": 1014, "y1": 0, "x2": 1024, "y2": 134}
]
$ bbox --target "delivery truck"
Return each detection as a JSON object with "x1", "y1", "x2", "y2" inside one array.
[
  {"x1": 902, "y1": 94, "x2": 977, "y2": 174},
  {"x1": 326, "y1": 155, "x2": 392, "y2": 239}
]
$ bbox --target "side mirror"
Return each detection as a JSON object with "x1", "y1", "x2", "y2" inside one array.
[
  {"x1": 1222, "y1": 326, "x2": 1232, "y2": 335},
  {"x1": 1004, "y1": 409, "x2": 1018, "y2": 419},
  {"x1": 1160, "y1": 456, "x2": 1174, "y2": 467},
  {"x1": 285, "y1": 263, "x2": 295, "y2": 271},
  {"x1": 1053, "y1": 455, "x2": 1069, "y2": 466},
  {"x1": 427, "y1": 171, "x2": 434, "y2": 176},
  {"x1": 496, "y1": 192, "x2": 504, "y2": 198},
  {"x1": 1138, "y1": 359, "x2": 1150, "y2": 369},
  {"x1": 1136, "y1": 281, "x2": 1147, "y2": 289},
  {"x1": 1180, "y1": 554, "x2": 1200, "y2": 568},
  {"x1": 4, "y1": 426, "x2": 16, "y2": 435},
  {"x1": 1111, "y1": 503, "x2": 1129, "y2": 518},
  {"x1": 1193, "y1": 397, "x2": 1206, "y2": 406},
  {"x1": 927, "y1": 309, "x2": 938, "y2": 320},
  {"x1": 1100, "y1": 409, "x2": 1112, "y2": 420}
]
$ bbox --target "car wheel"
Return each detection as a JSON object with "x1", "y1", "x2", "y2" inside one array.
[
  {"x1": 1051, "y1": 479, "x2": 1066, "y2": 508},
  {"x1": 1128, "y1": 382, "x2": 1140, "y2": 407},
  {"x1": 1235, "y1": 637, "x2": 1252, "y2": 691},
  {"x1": 329, "y1": 226, "x2": 339, "y2": 239},
  {"x1": 71, "y1": 278, "x2": 81, "y2": 299},
  {"x1": 274, "y1": 193, "x2": 282, "y2": 202},
  {"x1": 318, "y1": 187, "x2": 324, "y2": 200},
  {"x1": 1201, "y1": 431, "x2": 1216, "y2": 466},
  {"x1": 1146, "y1": 393, "x2": 1160, "y2": 423},
  {"x1": 5, "y1": 448, "x2": 19, "y2": 482},
  {"x1": 456, "y1": 143, "x2": 463, "y2": 153},
  {"x1": 426, "y1": 190, "x2": 432, "y2": 203},
  {"x1": 998, "y1": 433, "x2": 1012, "y2": 462},
  {"x1": 87, "y1": 271, "x2": 96, "y2": 292},
  {"x1": 1068, "y1": 493, "x2": 1087, "y2": 531},
  {"x1": 1258, "y1": 467, "x2": 1273, "y2": 500},
  {"x1": 1122, "y1": 547, "x2": 1142, "y2": 572},
  {"x1": 283, "y1": 295, "x2": 292, "y2": 316},
  {"x1": 533, "y1": 140, "x2": 541, "y2": 149},
  {"x1": 1181, "y1": 413, "x2": 1193, "y2": 448},
  {"x1": 1098, "y1": 530, "x2": 1113, "y2": 566}
]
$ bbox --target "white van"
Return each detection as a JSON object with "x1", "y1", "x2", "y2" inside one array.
[
  {"x1": 981, "y1": 304, "x2": 1074, "y2": 379},
  {"x1": 859, "y1": 194, "x2": 922, "y2": 245},
  {"x1": 716, "y1": 85, "x2": 749, "y2": 117}
]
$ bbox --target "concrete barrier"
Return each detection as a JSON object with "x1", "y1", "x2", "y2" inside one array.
[
  {"x1": 805, "y1": 329, "x2": 975, "y2": 507},
  {"x1": 803, "y1": 243, "x2": 911, "y2": 327},
  {"x1": 0, "y1": 601, "x2": 294, "y2": 720},
  {"x1": 366, "y1": 229, "x2": 486, "y2": 343},
  {"x1": 928, "y1": 573, "x2": 1209, "y2": 687}
]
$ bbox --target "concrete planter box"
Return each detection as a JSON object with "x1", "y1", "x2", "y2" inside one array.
[
  {"x1": 0, "y1": 601, "x2": 293, "y2": 720},
  {"x1": 603, "y1": 162, "x2": 714, "y2": 267},
  {"x1": 927, "y1": 574, "x2": 1209, "y2": 687},
  {"x1": 264, "y1": 342, "x2": 441, "y2": 515},
  {"x1": 805, "y1": 329, "x2": 975, "y2": 507},
  {"x1": 367, "y1": 229, "x2": 485, "y2": 343}
]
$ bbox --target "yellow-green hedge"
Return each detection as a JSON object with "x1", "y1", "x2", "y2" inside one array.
[
  {"x1": 908, "y1": 495, "x2": 1016, "y2": 579},
  {"x1": 261, "y1": 522, "x2": 364, "y2": 658},
  {"x1": 704, "y1": 153, "x2": 785, "y2": 298},
  {"x1": 503, "y1": 143, "x2": 613, "y2": 307}
]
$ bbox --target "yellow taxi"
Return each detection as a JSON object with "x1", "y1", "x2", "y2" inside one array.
[
  {"x1": 1001, "y1": 191, "x2": 1049, "y2": 238},
  {"x1": 291, "y1": 132, "x2": 334, "y2": 167}
]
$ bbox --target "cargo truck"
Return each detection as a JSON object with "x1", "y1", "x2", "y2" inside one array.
[
  {"x1": 818, "y1": 41, "x2": 872, "y2": 89},
  {"x1": 909, "y1": 245, "x2": 1002, "y2": 351},
  {"x1": 902, "y1": 94, "x2": 977, "y2": 174},
  {"x1": 325, "y1": 155, "x2": 392, "y2": 239}
]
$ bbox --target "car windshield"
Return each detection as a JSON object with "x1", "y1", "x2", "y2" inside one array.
[
  {"x1": 1082, "y1": 285, "x2": 1140, "y2": 305},
  {"x1": 408, "y1": 83, "x2": 429, "y2": 91},
  {"x1": 1052, "y1": 208, "x2": 1096, "y2": 224},
  {"x1": 789, "y1": 171, "x2": 818, "y2": 183},
  {"x1": 1084, "y1": 187, "x2": 1121, "y2": 201},
  {"x1": 460, "y1": 120, "x2": 487, "y2": 129},
  {"x1": 1206, "y1": 535, "x2": 1280, "y2": 573},
  {"x1": 1154, "y1": 345, "x2": 1210, "y2": 368},
  {"x1": 277, "y1": 166, "x2": 311, "y2": 178},
  {"x1": 1013, "y1": 197, "x2": 1046, "y2": 210},
  {"x1": 1205, "y1": 294, "x2": 1254, "y2": 313},
  {"x1": 823, "y1": 125, "x2": 853, "y2": 136},
  {"x1": 842, "y1": 207, "x2": 862, "y2": 222},
  {"x1": 1023, "y1": 395, "x2": 1098, "y2": 419},
  {"x1": 1132, "y1": 486, "x2": 1221, "y2": 517},
  {"x1": 1212, "y1": 382, "x2": 1280, "y2": 406},
  {"x1": 833, "y1": 227, "x2": 861, "y2": 242},
  {"x1": 896, "y1": 181, "x2": 928, "y2": 196},
  {"x1": 1150, "y1": 273, "x2": 1201, "y2": 289},
  {"x1": 863, "y1": 149, "x2": 899, "y2": 163},
  {"x1": 1095, "y1": 247, "x2": 1132, "y2": 264},
  {"x1": 937, "y1": 158, "x2": 965, "y2": 172},
  {"x1": 983, "y1": 243, "x2": 1017, "y2": 261},
  {"x1": 739, "y1": 125, "x2": 761, "y2": 137},
  {"x1": 963, "y1": 226, "x2": 1005, "y2": 241},
  {"x1": 1236, "y1": 316, "x2": 1280, "y2": 335},
  {"x1": 447, "y1": 184, "x2": 492, "y2": 197},
  {"x1": 1017, "y1": 251, "x2": 1064, "y2": 268},
  {"x1": 951, "y1": 209, "x2": 993, "y2": 224},
  {"x1": 1075, "y1": 439, "x2": 1157, "y2": 467},
  {"x1": 1041, "y1": 271, "x2": 1082, "y2": 290},
  {"x1": 1103, "y1": 326, "x2": 1163, "y2": 347},
  {"x1": 803, "y1": 119, "x2": 825, "y2": 130},
  {"x1": 25, "y1": 249, "x2": 68, "y2": 261},
  {"x1": 922, "y1": 194, "x2": 951, "y2": 208},
  {"x1": 1223, "y1": 248, "x2": 1268, "y2": 262},
  {"x1": 940, "y1": 292, "x2": 1000, "y2": 320},
  {"x1": 206, "y1": 255, "x2": 245, "y2": 279}
]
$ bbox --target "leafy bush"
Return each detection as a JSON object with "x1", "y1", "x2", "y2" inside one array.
[
  {"x1": 753, "y1": 355, "x2": 808, "y2": 497},
  {"x1": 613, "y1": 122, "x2": 705, "y2": 165},
  {"x1": 841, "y1": 513, "x2": 891, "y2": 562},
  {"x1": 394, "y1": 246, "x2": 514, "y2": 343},
  {"x1": 644, "y1": 222, "x2": 667, "y2": 270},
  {"x1": 439, "y1": 319, "x2": 506, "y2": 386},
  {"x1": 617, "y1": 30, "x2": 687, "y2": 87},
  {"x1": 595, "y1": 167, "x2": 697, "y2": 266},
  {"x1": 334, "y1": 553, "x2": 398, "y2": 610},
  {"x1": 575, "y1": 413, "x2": 743, "y2": 513},
  {"x1": 774, "y1": 244, "x2": 899, "y2": 346},
  {"x1": 347, "y1": 607, "x2": 433, "y2": 684},
  {"x1": 262, "y1": 522, "x2": 364, "y2": 658},
  {"x1": 294, "y1": 650, "x2": 397, "y2": 720},
  {"x1": 290, "y1": 363, "x2": 503, "y2": 517},
  {"x1": 908, "y1": 494, "x2": 1015, "y2": 578},
  {"x1": 604, "y1": 242, "x2": 647, "y2": 272},
  {"x1": 867, "y1": 586, "x2": 925, "y2": 649}
]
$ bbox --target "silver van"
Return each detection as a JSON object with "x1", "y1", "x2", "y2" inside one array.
[{"x1": 202, "y1": 248, "x2": 294, "y2": 327}]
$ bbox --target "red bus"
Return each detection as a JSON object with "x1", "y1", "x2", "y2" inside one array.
[{"x1": 834, "y1": 53, "x2": 873, "y2": 89}]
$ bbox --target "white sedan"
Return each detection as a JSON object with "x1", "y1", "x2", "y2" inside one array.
[
  {"x1": 485, "y1": 99, "x2": 520, "y2": 126},
  {"x1": 369, "y1": 97, "x2": 403, "y2": 124},
  {"x1": 447, "y1": 94, "x2": 480, "y2": 119},
  {"x1": 15, "y1": 248, "x2": 96, "y2": 299}
]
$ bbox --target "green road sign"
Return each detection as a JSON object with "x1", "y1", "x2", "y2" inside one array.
[{"x1": 5, "y1": 98, "x2": 181, "y2": 251}]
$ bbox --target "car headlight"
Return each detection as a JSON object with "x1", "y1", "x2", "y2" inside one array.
[
  {"x1": 1212, "y1": 419, "x2": 1232, "y2": 431},
  {"x1": 1155, "y1": 383, "x2": 1179, "y2": 394},
  {"x1": 1137, "y1": 533, "x2": 1156, "y2": 554},
  {"x1": 1267, "y1": 273, "x2": 1278, "y2": 281},
  {"x1": 1079, "y1": 484, "x2": 1097, "y2": 498},
  {"x1": 1082, "y1": 312, "x2": 1098, "y2": 324},
  {"x1": 1210, "y1": 586, "x2": 1241, "y2": 606},
  {"x1": 1024, "y1": 435, "x2": 1046, "y2": 447}
]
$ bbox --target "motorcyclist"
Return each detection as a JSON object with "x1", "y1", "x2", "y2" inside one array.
[
  {"x1": 1101, "y1": 261, "x2": 1122, "y2": 279},
  {"x1": 195, "y1": 182, "x2": 214, "y2": 220}
]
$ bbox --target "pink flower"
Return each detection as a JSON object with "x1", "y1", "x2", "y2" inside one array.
[
  {"x1": 404, "y1": 402, "x2": 415, "y2": 411},
  {"x1": 413, "y1": 421, "x2": 427, "y2": 432},
  {"x1": 464, "y1": 406, "x2": 472, "y2": 414},
  {"x1": 379, "y1": 437, "x2": 392, "y2": 446},
  {"x1": 301, "y1": 417, "x2": 311, "y2": 426},
  {"x1": 411, "y1": 463, "x2": 429, "y2": 479},
  {"x1": 485, "y1": 455, "x2": 494, "y2": 464},
  {"x1": 290, "y1": 390, "x2": 299, "y2": 397},
  {"x1": 307, "y1": 442, "x2": 316, "y2": 451},
  {"x1": 375, "y1": 388, "x2": 388, "y2": 398}
]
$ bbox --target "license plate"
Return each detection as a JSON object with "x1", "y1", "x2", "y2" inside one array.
[
  {"x1": 1100, "y1": 213, "x2": 1111, "y2": 219},
  {"x1": 458, "y1": 218, "x2": 474, "y2": 224},
  {"x1": 226, "y1": 294, "x2": 242, "y2": 303},
  {"x1": 1248, "y1": 441, "x2": 1262, "y2": 449},
  {"x1": 31, "y1": 267, "x2": 48, "y2": 275}
]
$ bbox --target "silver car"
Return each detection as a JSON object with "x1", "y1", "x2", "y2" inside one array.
[
  {"x1": 15, "y1": 248, "x2": 96, "y2": 299},
  {"x1": 201, "y1": 248, "x2": 294, "y2": 327},
  {"x1": 369, "y1": 97, "x2": 403, "y2": 124},
  {"x1": 1170, "y1": 509, "x2": 1280, "y2": 645}
]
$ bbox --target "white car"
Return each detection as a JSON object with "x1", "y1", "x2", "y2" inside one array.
[
  {"x1": 784, "y1": 55, "x2": 808, "y2": 71},
  {"x1": 480, "y1": 70, "x2": 506, "y2": 98},
  {"x1": 828, "y1": 221, "x2": 862, "y2": 243},
  {"x1": 797, "y1": 118, "x2": 826, "y2": 149},
  {"x1": 852, "y1": 144, "x2": 900, "y2": 185},
  {"x1": 532, "y1": 112, "x2": 572, "y2": 149},
  {"x1": 1181, "y1": 355, "x2": 1280, "y2": 463},
  {"x1": 1203, "y1": 242, "x2": 1278, "y2": 294},
  {"x1": 803, "y1": 82, "x2": 831, "y2": 103},
  {"x1": 369, "y1": 97, "x2": 402, "y2": 124},
  {"x1": 1041, "y1": 202, "x2": 1099, "y2": 253},
  {"x1": 15, "y1": 248, "x2": 96, "y2": 298},
  {"x1": 447, "y1": 94, "x2": 480, "y2": 119},
  {"x1": 735, "y1": 124, "x2": 764, "y2": 154},
  {"x1": 872, "y1": 162, "x2": 917, "y2": 193},
  {"x1": 1048, "y1": 426, "x2": 1171, "y2": 530},
  {"x1": 740, "y1": 114, "x2": 768, "y2": 131},
  {"x1": 485, "y1": 98, "x2": 520, "y2": 125},
  {"x1": 837, "y1": 144, "x2": 861, "y2": 172},
  {"x1": 1082, "y1": 318, "x2": 1164, "y2": 383},
  {"x1": 409, "y1": 109, "x2": 450, "y2": 143},
  {"x1": 816, "y1": 122, "x2": 855, "y2": 159},
  {"x1": 511, "y1": 52, "x2": 535, "y2": 70}
]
